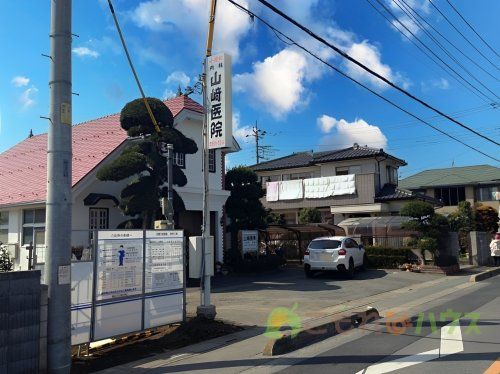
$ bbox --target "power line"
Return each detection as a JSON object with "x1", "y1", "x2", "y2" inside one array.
[
  {"x1": 225, "y1": 0, "x2": 500, "y2": 162},
  {"x1": 253, "y1": 0, "x2": 500, "y2": 147},
  {"x1": 364, "y1": 0, "x2": 492, "y2": 103},
  {"x1": 245, "y1": 121, "x2": 278, "y2": 163},
  {"x1": 396, "y1": 0, "x2": 498, "y2": 82},
  {"x1": 374, "y1": 0, "x2": 498, "y2": 102},
  {"x1": 428, "y1": 0, "x2": 499, "y2": 71},
  {"x1": 445, "y1": 0, "x2": 499, "y2": 58}
]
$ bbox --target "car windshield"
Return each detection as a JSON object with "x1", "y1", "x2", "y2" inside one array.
[{"x1": 308, "y1": 240, "x2": 342, "y2": 249}]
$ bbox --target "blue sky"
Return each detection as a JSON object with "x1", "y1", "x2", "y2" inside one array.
[{"x1": 1, "y1": 0, "x2": 498, "y2": 178}]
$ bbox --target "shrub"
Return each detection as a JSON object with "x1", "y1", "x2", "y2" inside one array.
[
  {"x1": 364, "y1": 246, "x2": 414, "y2": 268},
  {"x1": 0, "y1": 246, "x2": 13, "y2": 272}
]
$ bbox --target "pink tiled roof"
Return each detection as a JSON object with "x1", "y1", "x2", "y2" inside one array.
[{"x1": 0, "y1": 96, "x2": 203, "y2": 207}]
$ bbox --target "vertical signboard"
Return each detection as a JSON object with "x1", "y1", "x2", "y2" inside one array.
[
  {"x1": 145, "y1": 230, "x2": 184, "y2": 293},
  {"x1": 241, "y1": 230, "x2": 259, "y2": 254},
  {"x1": 207, "y1": 53, "x2": 232, "y2": 149},
  {"x1": 96, "y1": 230, "x2": 144, "y2": 300}
]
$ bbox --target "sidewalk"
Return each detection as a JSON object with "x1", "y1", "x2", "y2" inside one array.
[{"x1": 99, "y1": 270, "x2": 482, "y2": 373}]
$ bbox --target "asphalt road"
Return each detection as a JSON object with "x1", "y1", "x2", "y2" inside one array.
[
  {"x1": 279, "y1": 275, "x2": 500, "y2": 374},
  {"x1": 186, "y1": 266, "x2": 442, "y2": 328}
]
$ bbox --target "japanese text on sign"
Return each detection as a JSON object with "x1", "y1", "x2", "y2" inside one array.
[{"x1": 206, "y1": 53, "x2": 232, "y2": 149}]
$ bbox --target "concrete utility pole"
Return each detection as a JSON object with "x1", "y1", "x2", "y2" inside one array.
[
  {"x1": 197, "y1": 0, "x2": 218, "y2": 320},
  {"x1": 246, "y1": 121, "x2": 277, "y2": 164},
  {"x1": 44, "y1": 0, "x2": 72, "y2": 372}
]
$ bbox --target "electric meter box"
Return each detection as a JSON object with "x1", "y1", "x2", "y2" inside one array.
[{"x1": 188, "y1": 236, "x2": 214, "y2": 278}]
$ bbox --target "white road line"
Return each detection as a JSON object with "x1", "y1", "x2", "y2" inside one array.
[
  {"x1": 440, "y1": 323, "x2": 463, "y2": 356},
  {"x1": 356, "y1": 349, "x2": 439, "y2": 374},
  {"x1": 357, "y1": 320, "x2": 464, "y2": 374}
]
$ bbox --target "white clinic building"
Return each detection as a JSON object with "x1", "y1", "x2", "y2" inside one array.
[{"x1": 0, "y1": 95, "x2": 239, "y2": 271}]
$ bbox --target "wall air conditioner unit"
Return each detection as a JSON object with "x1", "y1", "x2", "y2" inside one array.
[{"x1": 7, "y1": 243, "x2": 19, "y2": 259}]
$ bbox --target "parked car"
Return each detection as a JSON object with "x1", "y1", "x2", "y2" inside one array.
[{"x1": 303, "y1": 236, "x2": 367, "y2": 278}]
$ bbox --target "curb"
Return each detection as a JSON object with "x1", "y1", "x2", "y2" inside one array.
[
  {"x1": 469, "y1": 267, "x2": 500, "y2": 282},
  {"x1": 263, "y1": 307, "x2": 380, "y2": 356}
]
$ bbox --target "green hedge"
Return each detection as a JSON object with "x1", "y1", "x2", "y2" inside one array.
[{"x1": 364, "y1": 246, "x2": 414, "y2": 268}]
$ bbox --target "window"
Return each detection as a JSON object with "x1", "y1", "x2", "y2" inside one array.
[
  {"x1": 476, "y1": 185, "x2": 499, "y2": 201},
  {"x1": 22, "y1": 208, "x2": 46, "y2": 245},
  {"x1": 290, "y1": 172, "x2": 311, "y2": 180},
  {"x1": 309, "y1": 240, "x2": 341, "y2": 249},
  {"x1": 89, "y1": 208, "x2": 109, "y2": 230},
  {"x1": 344, "y1": 238, "x2": 359, "y2": 248},
  {"x1": 173, "y1": 152, "x2": 185, "y2": 168},
  {"x1": 435, "y1": 187, "x2": 466, "y2": 206},
  {"x1": 0, "y1": 211, "x2": 8, "y2": 244},
  {"x1": 336, "y1": 167, "x2": 349, "y2": 176},
  {"x1": 209, "y1": 149, "x2": 216, "y2": 173},
  {"x1": 387, "y1": 166, "x2": 398, "y2": 184}
]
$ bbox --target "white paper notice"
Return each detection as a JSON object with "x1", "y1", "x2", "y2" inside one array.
[
  {"x1": 96, "y1": 231, "x2": 144, "y2": 300},
  {"x1": 58, "y1": 265, "x2": 71, "y2": 285},
  {"x1": 145, "y1": 230, "x2": 184, "y2": 293}
]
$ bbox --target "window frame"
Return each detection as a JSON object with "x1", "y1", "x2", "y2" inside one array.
[
  {"x1": 0, "y1": 212, "x2": 8, "y2": 244},
  {"x1": 336, "y1": 167, "x2": 349, "y2": 176},
  {"x1": 435, "y1": 186, "x2": 466, "y2": 206},
  {"x1": 209, "y1": 149, "x2": 216, "y2": 173},
  {"x1": 89, "y1": 207, "x2": 109, "y2": 230},
  {"x1": 22, "y1": 208, "x2": 46, "y2": 245},
  {"x1": 476, "y1": 185, "x2": 498, "y2": 202}
]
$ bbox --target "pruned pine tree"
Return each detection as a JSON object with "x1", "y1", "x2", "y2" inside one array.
[{"x1": 97, "y1": 97, "x2": 198, "y2": 229}]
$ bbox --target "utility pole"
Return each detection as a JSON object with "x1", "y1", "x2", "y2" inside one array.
[
  {"x1": 44, "y1": 0, "x2": 72, "y2": 372},
  {"x1": 197, "y1": 0, "x2": 218, "y2": 320},
  {"x1": 246, "y1": 121, "x2": 277, "y2": 164}
]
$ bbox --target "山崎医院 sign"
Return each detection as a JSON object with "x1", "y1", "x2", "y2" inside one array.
[{"x1": 207, "y1": 53, "x2": 232, "y2": 149}]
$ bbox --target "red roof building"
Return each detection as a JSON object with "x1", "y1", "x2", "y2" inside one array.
[{"x1": 0, "y1": 95, "x2": 203, "y2": 208}]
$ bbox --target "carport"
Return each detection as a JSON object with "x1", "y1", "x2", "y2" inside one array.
[
  {"x1": 260, "y1": 223, "x2": 345, "y2": 261},
  {"x1": 337, "y1": 216, "x2": 417, "y2": 248}
]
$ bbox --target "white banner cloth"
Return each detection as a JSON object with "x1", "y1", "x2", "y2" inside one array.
[
  {"x1": 266, "y1": 181, "x2": 280, "y2": 202},
  {"x1": 304, "y1": 174, "x2": 356, "y2": 198},
  {"x1": 279, "y1": 180, "x2": 304, "y2": 200}
]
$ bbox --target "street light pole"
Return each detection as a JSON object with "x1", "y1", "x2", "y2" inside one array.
[{"x1": 44, "y1": 0, "x2": 72, "y2": 372}]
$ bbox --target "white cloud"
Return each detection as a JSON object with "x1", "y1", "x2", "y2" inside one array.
[
  {"x1": 11, "y1": 76, "x2": 30, "y2": 87},
  {"x1": 19, "y1": 87, "x2": 39, "y2": 109},
  {"x1": 131, "y1": 0, "x2": 252, "y2": 61},
  {"x1": 343, "y1": 41, "x2": 410, "y2": 89},
  {"x1": 162, "y1": 88, "x2": 177, "y2": 99},
  {"x1": 421, "y1": 78, "x2": 450, "y2": 91},
  {"x1": 72, "y1": 46, "x2": 99, "y2": 58},
  {"x1": 234, "y1": 48, "x2": 309, "y2": 118},
  {"x1": 232, "y1": 111, "x2": 253, "y2": 142},
  {"x1": 387, "y1": 0, "x2": 431, "y2": 39},
  {"x1": 318, "y1": 115, "x2": 388, "y2": 149},
  {"x1": 165, "y1": 71, "x2": 190, "y2": 88}
]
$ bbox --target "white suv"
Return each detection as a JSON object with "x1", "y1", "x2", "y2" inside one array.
[{"x1": 303, "y1": 236, "x2": 367, "y2": 278}]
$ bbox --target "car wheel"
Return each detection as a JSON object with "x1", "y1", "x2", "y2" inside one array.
[
  {"x1": 305, "y1": 265, "x2": 314, "y2": 278},
  {"x1": 361, "y1": 253, "x2": 368, "y2": 271},
  {"x1": 347, "y1": 258, "x2": 355, "y2": 279}
]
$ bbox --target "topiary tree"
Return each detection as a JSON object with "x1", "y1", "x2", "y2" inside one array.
[
  {"x1": 448, "y1": 201, "x2": 475, "y2": 255},
  {"x1": 225, "y1": 166, "x2": 267, "y2": 263},
  {"x1": 298, "y1": 208, "x2": 322, "y2": 224},
  {"x1": 401, "y1": 201, "x2": 449, "y2": 263},
  {"x1": 474, "y1": 204, "x2": 499, "y2": 233},
  {"x1": 97, "y1": 97, "x2": 198, "y2": 229}
]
